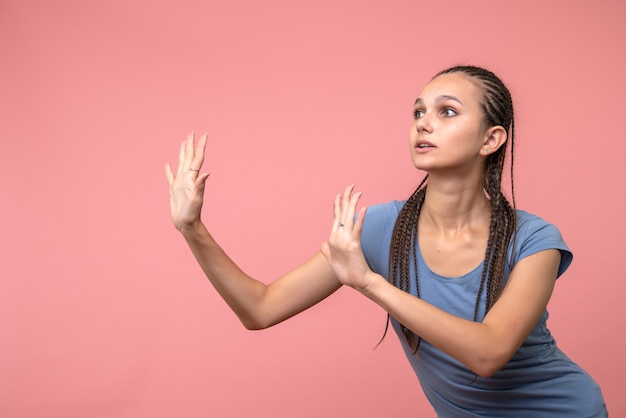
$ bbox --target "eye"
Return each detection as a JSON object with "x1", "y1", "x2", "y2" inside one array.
[
  {"x1": 442, "y1": 107, "x2": 457, "y2": 117},
  {"x1": 413, "y1": 109, "x2": 425, "y2": 119}
]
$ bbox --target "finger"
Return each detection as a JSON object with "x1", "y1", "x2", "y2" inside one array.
[
  {"x1": 190, "y1": 133, "x2": 208, "y2": 173},
  {"x1": 338, "y1": 184, "x2": 354, "y2": 224},
  {"x1": 344, "y1": 191, "x2": 362, "y2": 229},
  {"x1": 353, "y1": 206, "x2": 368, "y2": 238},
  {"x1": 184, "y1": 132, "x2": 195, "y2": 169},
  {"x1": 332, "y1": 192, "x2": 342, "y2": 229},
  {"x1": 341, "y1": 184, "x2": 355, "y2": 210},
  {"x1": 341, "y1": 184, "x2": 354, "y2": 224},
  {"x1": 165, "y1": 163, "x2": 174, "y2": 186},
  {"x1": 176, "y1": 138, "x2": 186, "y2": 176}
]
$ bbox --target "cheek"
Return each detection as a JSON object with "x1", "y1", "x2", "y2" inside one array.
[
  {"x1": 449, "y1": 123, "x2": 483, "y2": 146},
  {"x1": 446, "y1": 125, "x2": 470, "y2": 145}
]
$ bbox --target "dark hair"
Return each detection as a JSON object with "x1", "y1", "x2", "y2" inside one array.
[{"x1": 386, "y1": 65, "x2": 517, "y2": 352}]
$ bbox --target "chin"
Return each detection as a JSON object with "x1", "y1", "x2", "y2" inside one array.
[{"x1": 411, "y1": 158, "x2": 431, "y2": 172}]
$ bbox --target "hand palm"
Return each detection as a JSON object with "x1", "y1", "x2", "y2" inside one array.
[
  {"x1": 320, "y1": 185, "x2": 372, "y2": 291},
  {"x1": 165, "y1": 133, "x2": 211, "y2": 231}
]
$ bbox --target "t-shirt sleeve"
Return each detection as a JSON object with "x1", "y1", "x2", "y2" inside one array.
[
  {"x1": 360, "y1": 201, "x2": 402, "y2": 276},
  {"x1": 514, "y1": 213, "x2": 573, "y2": 278}
]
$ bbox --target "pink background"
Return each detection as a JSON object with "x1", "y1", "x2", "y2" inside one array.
[{"x1": 1, "y1": 0, "x2": 624, "y2": 416}]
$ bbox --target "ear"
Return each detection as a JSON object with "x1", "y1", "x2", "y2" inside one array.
[{"x1": 480, "y1": 126, "x2": 507, "y2": 156}]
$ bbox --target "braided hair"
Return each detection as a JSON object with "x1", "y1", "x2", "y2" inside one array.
[{"x1": 388, "y1": 65, "x2": 517, "y2": 352}]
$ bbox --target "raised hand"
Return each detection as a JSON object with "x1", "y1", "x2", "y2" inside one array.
[
  {"x1": 165, "y1": 132, "x2": 211, "y2": 231},
  {"x1": 320, "y1": 184, "x2": 373, "y2": 292}
]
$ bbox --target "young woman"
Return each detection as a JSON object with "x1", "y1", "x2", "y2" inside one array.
[{"x1": 165, "y1": 65, "x2": 607, "y2": 416}]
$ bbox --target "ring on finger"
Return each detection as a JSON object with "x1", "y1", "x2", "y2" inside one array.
[
  {"x1": 338, "y1": 222, "x2": 345, "y2": 227},
  {"x1": 189, "y1": 168, "x2": 200, "y2": 172}
]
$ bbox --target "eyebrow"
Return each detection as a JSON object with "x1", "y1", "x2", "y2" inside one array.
[{"x1": 414, "y1": 95, "x2": 464, "y2": 106}]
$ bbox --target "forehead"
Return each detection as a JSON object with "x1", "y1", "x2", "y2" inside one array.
[{"x1": 417, "y1": 72, "x2": 481, "y2": 103}]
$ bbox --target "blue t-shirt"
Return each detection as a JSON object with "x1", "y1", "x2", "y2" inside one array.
[{"x1": 361, "y1": 200, "x2": 607, "y2": 417}]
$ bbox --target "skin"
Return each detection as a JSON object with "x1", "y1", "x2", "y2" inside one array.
[{"x1": 165, "y1": 73, "x2": 561, "y2": 378}]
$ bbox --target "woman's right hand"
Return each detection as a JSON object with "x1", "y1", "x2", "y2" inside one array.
[{"x1": 165, "y1": 132, "x2": 211, "y2": 231}]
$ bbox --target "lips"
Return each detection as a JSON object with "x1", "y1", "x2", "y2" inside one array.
[{"x1": 416, "y1": 140, "x2": 436, "y2": 149}]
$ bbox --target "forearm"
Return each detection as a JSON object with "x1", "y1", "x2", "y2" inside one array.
[
  {"x1": 180, "y1": 221, "x2": 269, "y2": 329},
  {"x1": 361, "y1": 273, "x2": 511, "y2": 377},
  {"x1": 358, "y1": 251, "x2": 559, "y2": 378}
]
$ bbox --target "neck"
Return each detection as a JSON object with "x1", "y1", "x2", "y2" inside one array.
[{"x1": 420, "y1": 173, "x2": 491, "y2": 234}]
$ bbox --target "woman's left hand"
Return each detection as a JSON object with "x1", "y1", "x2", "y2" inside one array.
[{"x1": 320, "y1": 184, "x2": 374, "y2": 293}]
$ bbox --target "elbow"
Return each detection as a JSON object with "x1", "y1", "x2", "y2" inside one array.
[
  {"x1": 242, "y1": 320, "x2": 268, "y2": 331},
  {"x1": 473, "y1": 363, "x2": 501, "y2": 379},
  {"x1": 240, "y1": 316, "x2": 268, "y2": 330},
  {"x1": 235, "y1": 300, "x2": 286, "y2": 330},
  {"x1": 471, "y1": 349, "x2": 513, "y2": 379},
  {"x1": 239, "y1": 312, "x2": 276, "y2": 330}
]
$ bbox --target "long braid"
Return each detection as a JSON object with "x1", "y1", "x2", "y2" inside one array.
[
  {"x1": 388, "y1": 65, "x2": 517, "y2": 350},
  {"x1": 387, "y1": 176, "x2": 427, "y2": 352}
]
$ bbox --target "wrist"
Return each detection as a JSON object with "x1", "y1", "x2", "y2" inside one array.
[
  {"x1": 178, "y1": 220, "x2": 206, "y2": 238},
  {"x1": 359, "y1": 271, "x2": 394, "y2": 309},
  {"x1": 358, "y1": 270, "x2": 384, "y2": 296}
]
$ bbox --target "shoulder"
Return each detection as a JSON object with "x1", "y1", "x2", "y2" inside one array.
[
  {"x1": 360, "y1": 200, "x2": 406, "y2": 274},
  {"x1": 361, "y1": 200, "x2": 406, "y2": 242},
  {"x1": 513, "y1": 210, "x2": 573, "y2": 277},
  {"x1": 364, "y1": 200, "x2": 405, "y2": 225},
  {"x1": 515, "y1": 210, "x2": 567, "y2": 248}
]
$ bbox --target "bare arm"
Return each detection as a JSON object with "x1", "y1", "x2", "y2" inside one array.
[
  {"x1": 322, "y1": 187, "x2": 560, "y2": 378},
  {"x1": 365, "y1": 250, "x2": 559, "y2": 377},
  {"x1": 166, "y1": 133, "x2": 341, "y2": 330}
]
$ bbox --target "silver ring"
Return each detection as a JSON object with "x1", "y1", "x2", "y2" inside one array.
[
  {"x1": 338, "y1": 222, "x2": 345, "y2": 227},
  {"x1": 189, "y1": 168, "x2": 199, "y2": 172}
]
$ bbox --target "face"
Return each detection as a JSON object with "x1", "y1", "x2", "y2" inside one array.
[{"x1": 409, "y1": 72, "x2": 490, "y2": 174}]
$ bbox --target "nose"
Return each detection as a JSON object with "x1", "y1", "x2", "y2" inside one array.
[{"x1": 415, "y1": 112, "x2": 432, "y2": 133}]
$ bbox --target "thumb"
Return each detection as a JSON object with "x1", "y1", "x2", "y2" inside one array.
[
  {"x1": 196, "y1": 172, "x2": 211, "y2": 188},
  {"x1": 320, "y1": 242, "x2": 331, "y2": 262},
  {"x1": 165, "y1": 163, "x2": 174, "y2": 186}
]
